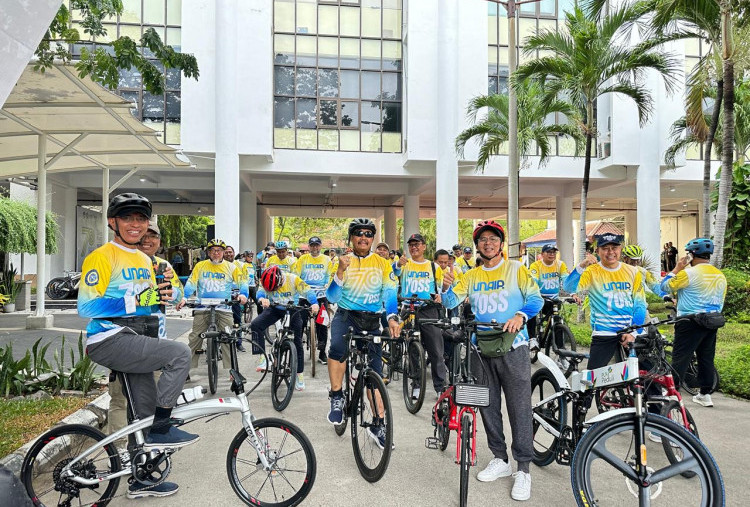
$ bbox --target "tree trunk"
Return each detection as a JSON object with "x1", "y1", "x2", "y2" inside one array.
[
  {"x1": 703, "y1": 79, "x2": 723, "y2": 237},
  {"x1": 578, "y1": 101, "x2": 595, "y2": 264},
  {"x1": 713, "y1": 59, "x2": 734, "y2": 268}
]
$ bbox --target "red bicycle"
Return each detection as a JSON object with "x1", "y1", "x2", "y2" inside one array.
[{"x1": 425, "y1": 318, "x2": 490, "y2": 507}]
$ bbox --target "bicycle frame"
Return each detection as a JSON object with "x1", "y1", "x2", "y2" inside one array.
[{"x1": 434, "y1": 387, "x2": 480, "y2": 465}]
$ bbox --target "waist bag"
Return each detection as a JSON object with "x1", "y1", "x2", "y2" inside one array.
[
  {"x1": 693, "y1": 312, "x2": 725, "y2": 330},
  {"x1": 109, "y1": 315, "x2": 160, "y2": 338},
  {"x1": 476, "y1": 329, "x2": 517, "y2": 358},
  {"x1": 340, "y1": 309, "x2": 382, "y2": 332}
]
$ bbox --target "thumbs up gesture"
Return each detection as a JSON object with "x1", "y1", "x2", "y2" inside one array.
[
  {"x1": 398, "y1": 254, "x2": 408, "y2": 267},
  {"x1": 336, "y1": 253, "x2": 351, "y2": 279},
  {"x1": 442, "y1": 264, "x2": 454, "y2": 291}
]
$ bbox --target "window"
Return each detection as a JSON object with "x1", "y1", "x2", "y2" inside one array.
[
  {"x1": 273, "y1": 0, "x2": 403, "y2": 152},
  {"x1": 684, "y1": 38, "x2": 718, "y2": 161}
]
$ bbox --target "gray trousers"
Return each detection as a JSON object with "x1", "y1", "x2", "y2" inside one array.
[
  {"x1": 188, "y1": 309, "x2": 233, "y2": 369},
  {"x1": 472, "y1": 345, "x2": 533, "y2": 473}
]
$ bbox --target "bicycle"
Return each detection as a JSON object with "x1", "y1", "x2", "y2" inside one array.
[
  {"x1": 528, "y1": 296, "x2": 578, "y2": 377},
  {"x1": 396, "y1": 295, "x2": 438, "y2": 414},
  {"x1": 425, "y1": 318, "x2": 490, "y2": 507},
  {"x1": 332, "y1": 327, "x2": 395, "y2": 482},
  {"x1": 188, "y1": 298, "x2": 235, "y2": 395},
  {"x1": 20, "y1": 351, "x2": 317, "y2": 507},
  {"x1": 303, "y1": 308, "x2": 317, "y2": 378}
]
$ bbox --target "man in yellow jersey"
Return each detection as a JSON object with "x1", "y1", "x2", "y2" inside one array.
[
  {"x1": 661, "y1": 238, "x2": 727, "y2": 407},
  {"x1": 223, "y1": 244, "x2": 245, "y2": 331},
  {"x1": 459, "y1": 246, "x2": 475, "y2": 273},
  {"x1": 79, "y1": 193, "x2": 196, "y2": 499},
  {"x1": 266, "y1": 240, "x2": 297, "y2": 272},
  {"x1": 395, "y1": 233, "x2": 446, "y2": 398},
  {"x1": 441, "y1": 221, "x2": 542, "y2": 501},
  {"x1": 527, "y1": 244, "x2": 569, "y2": 351}
]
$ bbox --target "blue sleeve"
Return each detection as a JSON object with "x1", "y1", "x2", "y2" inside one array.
[
  {"x1": 326, "y1": 277, "x2": 343, "y2": 303},
  {"x1": 520, "y1": 290, "x2": 544, "y2": 319},
  {"x1": 563, "y1": 267, "x2": 582, "y2": 293},
  {"x1": 306, "y1": 289, "x2": 318, "y2": 305},
  {"x1": 78, "y1": 297, "x2": 128, "y2": 318},
  {"x1": 392, "y1": 262, "x2": 402, "y2": 276},
  {"x1": 382, "y1": 284, "x2": 397, "y2": 317},
  {"x1": 659, "y1": 273, "x2": 675, "y2": 295},
  {"x1": 441, "y1": 288, "x2": 461, "y2": 310},
  {"x1": 171, "y1": 285, "x2": 183, "y2": 304},
  {"x1": 256, "y1": 287, "x2": 267, "y2": 300},
  {"x1": 183, "y1": 279, "x2": 196, "y2": 299}
]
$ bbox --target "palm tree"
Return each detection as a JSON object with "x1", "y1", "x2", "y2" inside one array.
[
  {"x1": 515, "y1": 5, "x2": 679, "y2": 262},
  {"x1": 455, "y1": 80, "x2": 584, "y2": 171}
]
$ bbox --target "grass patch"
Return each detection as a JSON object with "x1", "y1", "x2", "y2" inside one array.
[{"x1": 0, "y1": 396, "x2": 91, "y2": 457}]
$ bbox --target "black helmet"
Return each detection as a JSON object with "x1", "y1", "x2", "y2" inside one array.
[
  {"x1": 107, "y1": 193, "x2": 152, "y2": 219},
  {"x1": 348, "y1": 218, "x2": 376, "y2": 236}
]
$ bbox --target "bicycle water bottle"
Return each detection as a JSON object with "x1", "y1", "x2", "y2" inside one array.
[{"x1": 176, "y1": 386, "x2": 205, "y2": 405}]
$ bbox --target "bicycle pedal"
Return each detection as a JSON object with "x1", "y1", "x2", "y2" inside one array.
[
  {"x1": 425, "y1": 437, "x2": 439, "y2": 450},
  {"x1": 168, "y1": 418, "x2": 185, "y2": 426}
]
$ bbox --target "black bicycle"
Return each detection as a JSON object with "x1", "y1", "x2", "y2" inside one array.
[
  {"x1": 528, "y1": 296, "x2": 577, "y2": 377},
  {"x1": 188, "y1": 298, "x2": 235, "y2": 395},
  {"x1": 262, "y1": 302, "x2": 309, "y2": 412}
]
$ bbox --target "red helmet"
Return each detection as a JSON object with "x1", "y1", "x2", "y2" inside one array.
[
  {"x1": 473, "y1": 220, "x2": 505, "y2": 245},
  {"x1": 260, "y1": 266, "x2": 283, "y2": 292}
]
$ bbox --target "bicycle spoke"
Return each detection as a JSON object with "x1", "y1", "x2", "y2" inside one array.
[
  {"x1": 649, "y1": 457, "x2": 700, "y2": 482},
  {"x1": 589, "y1": 441, "x2": 639, "y2": 481}
]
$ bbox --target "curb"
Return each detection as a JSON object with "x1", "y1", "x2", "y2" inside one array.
[{"x1": 0, "y1": 392, "x2": 111, "y2": 476}]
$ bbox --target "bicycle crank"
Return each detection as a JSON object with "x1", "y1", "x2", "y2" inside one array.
[{"x1": 131, "y1": 450, "x2": 172, "y2": 486}]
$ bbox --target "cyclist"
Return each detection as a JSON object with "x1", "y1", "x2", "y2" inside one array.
[
  {"x1": 452, "y1": 244, "x2": 462, "y2": 260},
  {"x1": 79, "y1": 193, "x2": 197, "y2": 499},
  {"x1": 177, "y1": 239, "x2": 248, "y2": 373},
  {"x1": 265, "y1": 240, "x2": 297, "y2": 272},
  {"x1": 325, "y1": 218, "x2": 399, "y2": 449},
  {"x1": 527, "y1": 244, "x2": 569, "y2": 351},
  {"x1": 441, "y1": 220, "x2": 543, "y2": 501},
  {"x1": 660, "y1": 238, "x2": 727, "y2": 407},
  {"x1": 394, "y1": 233, "x2": 446, "y2": 399},
  {"x1": 375, "y1": 241, "x2": 390, "y2": 259},
  {"x1": 621, "y1": 244, "x2": 666, "y2": 296},
  {"x1": 458, "y1": 246, "x2": 475, "y2": 273},
  {"x1": 293, "y1": 236, "x2": 335, "y2": 364},
  {"x1": 251, "y1": 265, "x2": 319, "y2": 390},
  {"x1": 223, "y1": 245, "x2": 245, "y2": 331}
]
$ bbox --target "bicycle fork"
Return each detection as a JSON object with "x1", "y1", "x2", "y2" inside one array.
[
  {"x1": 239, "y1": 398, "x2": 273, "y2": 470},
  {"x1": 455, "y1": 408, "x2": 478, "y2": 466}
]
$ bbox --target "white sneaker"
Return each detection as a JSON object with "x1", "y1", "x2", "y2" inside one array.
[
  {"x1": 295, "y1": 373, "x2": 305, "y2": 391},
  {"x1": 556, "y1": 357, "x2": 570, "y2": 372},
  {"x1": 692, "y1": 393, "x2": 714, "y2": 407},
  {"x1": 647, "y1": 432, "x2": 662, "y2": 443},
  {"x1": 476, "y1": 458, "x2": 512, "y2": 482},
  {"x1": 256, "y1": 356, "x2": 267, "y2": 372},
  {"x1": 529, "y1": 338, "x2": 540, "y2": 352},
  {"x1": 511, "y1": 471, "x2": 531, "y2": 501},
  {"x1": 412, "y1": 387, "x2": 421, "y2": 401}
]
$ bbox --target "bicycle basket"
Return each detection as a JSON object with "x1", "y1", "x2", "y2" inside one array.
[{"x1": 454, "y1": 383, "x2": 490, "y2": 407}]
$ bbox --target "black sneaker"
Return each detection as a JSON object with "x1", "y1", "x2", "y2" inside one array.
[
  {"x1": 327, "y1": 394, "x2": 344, "y2": 425},
  {"x1": 367, "y1": 423, "x2": 395, "y2": 450},
  {"x1": 127, "y1": 481, "x2": 179, "y2": 498},
  {"x1": 318, "y1": 350, "x2": 328, "y2": 365},
  {"x1": 145, "y1": 426, "x2": 200, "y2": 449},
  {"x1": 236, "y1": 341, "x2": 246, "y2": 352}
]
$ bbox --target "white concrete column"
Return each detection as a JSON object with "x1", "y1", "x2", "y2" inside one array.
[
  {"x1": 572, "y1": 219, "x2": 580, "y2": 263},
  {"x1": 49, "y1": 183, "x2": 77, "y2": 276},
  {"x1": 374, "y1": 212, "x2": 384, "y2": 245},
  {"x1": 384, "y1": 207, "x2": 397, "y2": 249},
  {"x1": 240, "y1": 189, "x2": 257, "y2": 252},
  {"x1": 256, "y1": 206, "x2": 270, "y2": 248},
  {"x1": 636, "y1": 166, "x2": 660, "y2": 268},
  {"x1": 624, "y1": 211, "x2": 638, "y2": 245},
  {"x1": 35, "y1": 135, "x2": 47, "y2": 317},
  {"x1": 556, "y1": 195, "x2": 574, "y2": 269},
  {"x1": 403, "y1": 195, "x2": 420, "y2": 247},
  {"x1": 214, "y1": 0, "x2": 240, "y2": 248},
  {"x1": 102, "y1": 167, "x2": 109, "y2": 242}
]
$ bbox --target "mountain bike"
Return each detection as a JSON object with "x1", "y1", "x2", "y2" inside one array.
[
  {"x1": 425, "y1": 318, "x2": 490, "y2": 507},
  {"x1": 303, "y1": 307, "x2": 317, "y2": 378},
  {"x1": 188, "y1": 298, "x2": 235, "y2": 395},
  {"x1": 397, "y1": 295, "x2": 437, "y2": 414},
  {"x1": 46, "y1": 271, "x2": 81, "y2": 300},
  {"x1": 333, "y1": 327, "x2": 395, "y2": 482},
  {"x1": 528, "y1": 296, "x2": 577, "y2": 377},
  {"x1": 20, "y1": 349, "x2": 317, "y2": 507}
]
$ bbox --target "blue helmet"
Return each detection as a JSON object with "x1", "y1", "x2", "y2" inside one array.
[
  {"x1": 685, "y1": 238, "x2": 713, "y2": 256},
  {"x1": 275, "y1": 240, "x2": 289, "y2": 250}
]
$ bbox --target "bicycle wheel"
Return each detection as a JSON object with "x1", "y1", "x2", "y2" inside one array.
[
  {"x1": 21, "y1": 424, "x2": 122, "y2": 507},
  {"x1": 351, "y1": 370, "x2": 393, "y2": 482},
  {"x1": 271, "y1": 339, "x2": 297, "y2": 412},
  {"x1": 207, "y1": 336, "x2": 219, "y2": 395},
  {"x1": 571, "y1": 413, "x2": 724, "y2": 506},
  {"x1": 435, "y1": 398, "x2": 451, "y2": 451},
  {"x1": 545, "y1": 324, "x2": 577, "y2": 377},
  {"x1": 531, "y1": 368, "x2": 567, "y2": 466},
  {"x1": 227, "y1": 417, "x2": 317, "y2": 507},
  {"x1": 309, "y1": 318, "x2": 316, "y2": 378},
  {"x1": 459, "y1": 413, "x2": 472, "y2": 507},
  {"x1": 595, "y1": 385, "x2": 632, "y2": 414},
  {"x1": 243, "y1": 303, "x2": 253, "y2": 324},
  {"x1": 45, "y1": 277, "x2": 70, "y2": 300},
  {"x1": 660, "y1": 400, "x2": 699, "y2": 478},
  {"x1": 402, "y1": 339, "x2": 426, "y2": 414}
]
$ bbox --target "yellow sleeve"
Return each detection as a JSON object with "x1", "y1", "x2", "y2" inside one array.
[
  {"x1": 667, "y1": 270, "x2": 690, "y2": 291},
  {"x1": 80, "y1": 250, "x2": 112, "y2": 298},
  {"x1": 291, "y1": 256, "x2": 303, "y2": 276},
  {"x1": 451, "y1": 269, "x2": 469, "y2": 301},
  {"x1": 560, "y1": 261, "x2": 569, "y2": 276},
  {"x1": 529, "y1": 261, "x2": 540, "y2": 279},
  {"x1": 577, "y1": 267, "x2": 592, "y2": 292}
]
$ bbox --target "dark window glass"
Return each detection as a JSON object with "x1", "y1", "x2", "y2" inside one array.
[
  {"x1": 296, "y1": 98, "x2": 317, "y2": 128},
  {"x1": 165, "y1": 92, "x2": 181, "y2": 121},
  {"x1": 361, "y1": 101, "x2": 381, "y2": 131},
  {"x1": 274, "y1": 97, "x2": 295, "y2": 128},
  {"x1": 381, "y1": 72, "x2": 401, "y2": 100},
  {"x1": 274, "y1": 66, "x2": 295, "y2": 95},
  {"x1": 296, "y1": 67, "x2": 317, "y2": 97},
  {"x1": 142, "y1": 92, "x2": 164, "y2": 121},
  {"x1": 488, "y1": 76, "x2": 498, "y2": 95},
  {"x1": 341, "y1": 100, "x2": 359, "y2": 127},
  {"x1": 320, "y1": 99, "x2": 338, "y2": 126},
  {"x1": 319, "y1": 69, "x2": 339, "y2": 97},
  {"x1": 382, "y1": 102, "x2": 401, "y2": 132},
  {"x1": 166, "y1": 67, "x2": 181, "y2": 90},
  {"x1": 361, "y1": 71, "x2": 380, "y2": 100},
  {"x1": 119, "y1": 67, "x2": 142, "y2": 88}
]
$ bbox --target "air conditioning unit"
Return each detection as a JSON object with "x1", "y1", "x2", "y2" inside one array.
[{"x1": 597, "y1": 141, "x2": 611, "y2": 159}]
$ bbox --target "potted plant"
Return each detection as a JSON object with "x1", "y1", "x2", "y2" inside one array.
[{"x1": 1, "y1": 264, "x2": 22, "y2": 313}]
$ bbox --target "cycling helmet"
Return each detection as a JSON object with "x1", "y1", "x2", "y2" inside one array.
[
  {"x1": 275, "y1": 240, "x2": 289, "y2": 250},
  {"x1": 685, "y1": 238, "x2": 714, "y2": 256},
  {"x1": 206, "y1": 239, "x2": 226, "y2": 250},
  {"x1": 348, "y1": 218, "x2": 376, "y2": 236},
  {"x1": 260, "y1": 266, "x2": 283, "y2": 292},
  {"x1": 473, "y1": 220, "x2": 505, "y2": 245},
  {"x1": 622, "y1": 244, "x2": 644, "y2": 260},
  {"x1": 107, "y1": 193, "x2": 152, "y2": 219}
]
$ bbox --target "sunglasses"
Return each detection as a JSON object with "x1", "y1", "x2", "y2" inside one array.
[{"x1": 352, "y1": 230, "x2": 374, "y2": 238}]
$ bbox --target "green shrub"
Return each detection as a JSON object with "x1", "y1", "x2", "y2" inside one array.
[
  {"x1": 722, "y1": 268, "x2": 750, "y2": 320},
  {"x1": 715, "y1": 344, "x2": 750, "y2": 399}
]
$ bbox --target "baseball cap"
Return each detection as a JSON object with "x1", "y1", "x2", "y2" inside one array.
[
  {"x1": 463, "y1": 247, "x2": 473, "y2": 254},
  {"x1": 376, "y1": 242, "x2": 390, "y2": 250},
  {"x1": 595, "y1": 233, "x2": 624, "y2": 247},
  {"x1": 541, "y1": 244, "x2": 558, "y2": 253},
  {"x1": 147, "y1": 218, "x2": 160, "y2": 236},
  {"x1": 308, "y1": 236, "x2": 322, "y2": 245},
  {"x1": 407, "y1": 233, "x2": 425, "y2": 244}
]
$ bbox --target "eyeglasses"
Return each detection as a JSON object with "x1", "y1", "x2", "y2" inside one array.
[
  {"x1": 142, "y1": 234, "x2": 160, "y2": 241},
  {"x1": 352, "y1": 230, "x2": 374, "y2": 238},
  {"x1": 477, "y1": 236, "x2": 502, "y2": 244},
  {"x1": 208, "y1": 247, "x2": 223, "y2": 254},
  {"x1": 408, "y1": 242, "x2": 422, "y2": 248}
]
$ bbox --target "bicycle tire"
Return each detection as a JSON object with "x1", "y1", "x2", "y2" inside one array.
[
  {"x1": 402, "y1": 339, "x2": 426, "y2": 414},
  {"x1": 243, "y1": 303, "x2": 253, "y2": 324},
  {"x1": 271, "y1": 338, "x2": 297, "y2": 412},
  {"x1": 351, "y1": 370, "x2": 393, "y2": 482},
  {"x1": 45, "y1": 277, "x2": 70, "y2": 300},
  {"x1": 531, "y1": 368, "x2": 567, "y2": 466},
  {"x1": 207, "y1": 336, "x2": 219, "y2": 395},
  {"x1": 459, "y1": 413, "x2": 472, "y2": 507},
  {"x1": 226, "y1": 417, "x2": 317, "y2": 507},
  {"x1": 660, "y1": 400, "x2": 699, "y2": 478},
  {"x1": 21, "y1": 423, "x2": 122, "y2": 507},
  {"x1": 545, "y1": 324, "x2": 577, "y2": 377},
  {"x1": 665, "y1": 350, "x2": 720, "y2": 395},
  {"x1": 334, "y1": 403, "x2": 349, "y2": 436},
  {"x1": 571, "y1": 413, "x2": 725, "y2": 507},
  {"x1": 310, "y1": 317, "x2": 317, "y2": 378},
  {"x1": 435, "y1": 398, "x2": 451, "y2": 451}
]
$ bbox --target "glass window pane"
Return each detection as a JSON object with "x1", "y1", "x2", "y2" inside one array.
[
  {"x1": 274, "y1": 96, "x2": 295, "y2": 127},
  {"x1": 499, "y1": 47, "x2": 509, "y2": 66},
  {"x1": 319, "y1": 130, "x2": 339, "y2": 150},
  {"x1": 382, "y1": 132, "x2": 401, "y2": 152},
  {"x1": 519, "y1": 18, "x2": 536, "y2": 44},
  {"x1": 97, "y1": 24, "x2": 116, "y2": 43},
  {"x1": 361, "y1": 39, "x2": 381, "y2": 70},
  {"x1": 296, "y1": 98, "x2": 317, "y2": 128},
  {"x1": 559, "y1": 0, "x2": 575, "y2": 19},
  {"x1": 319, "y1": 37, "x2": 338, "y2": 66},
  {"x1": 319, "y1": 69, "x2": 339, "y2": 97},
  {"x1": 488, "y1": 4, "x2": 498, "y2": 45},
  {"x1": 340, "y1": 38, "x2": 360, "y2": 68},
  {"x1": 382, "y1": 40, "x2": 402, "y2": 70},
  {"x1": 382, "y1": 102, "x2": 401, "y2": 132},
  {"x1": 275, "y1": 34, "x2": 295, "y2": 64},
  {"x1": 539, "y1": 0, "x2": 555, "y2": 16},
  {"x1": 340, "y1": 70, "x2": 359, "y2": 98},
  {"x1": 143, "y1": 92, "x2": 164, "y2": 121},
  {"x1": 297, "y1": 129, "x2": 317, "y2": 149},
  {"x1": 120, "y1": 24, "x2": 141, "y2": 41},
  {"x1": 685, "y1": 38, "x2": 701, "y2": 57},
  {"x1": 488, "y1": 46, "x2": 498, "y2": 75},
  {"x1": 361, "y1": 131, "x2": 381, "y2": 152},
  {"x1": 166, "y1": 92, "x2": 180, "y2": 122},
  {"x1": 382, "y1": 0, "x2": 402, "y2": 39},
  {"x1": 296, "y1": 67, "x2": 317, "y2": 96},
  {"x1": 488, "y1": 76, "x2": 498, "y2": 95},
  {"x1": 499, "y1": 15, "x2": 508, "y2": 45},
  {"x1": 144, "y1": 0, "x2": 165, "y2": 24},
  {"x1": 520, "y1": 2, "x2": 536, "y2": 14},
  {"x1": 361, "y1": 72, "x2": 380, "y2": 100},
  {"x1": 341, "y1": 100, "x2": 359, "y2": 127},
  {"x1": 296, "y1": 35, "x2": 316, "y2": 66},
  {"x1": 340, "y1": 6, "x2": 360, "y2": 37},
  {"x1": 381, "y1": 72, "x2": 401, "y2": 100},
  {"x1": 320, "y1": 99, "x2": 338, "y2": 126},
  {"x1": 166, "y1": 27, "x2": 181, "y2": 52},
  {"x1": 361, "y1": 100, "x2": 381, "y2": 131},
  {"x1": 498, "y1": 75, "x2": 509, "y2": 95},
  {"x1": 559, "y1": 136, "x2": 577, "y2": 156},
  {"x1": 167, "y1": 0, "x2": 181, "y2": 25},
  {"x1": 685, "y1": 57, "x2": 699, "y2": 78},
  {"x1": 361, "y1": 0, "x2": 382, "y2": 38},
  {"x1": 340, "y1": 130, "x2": 360, "y2": 150},
  {"x1": 297, "y1": 0, "x2": 317, "y2": 34},
  {"x1": 318, "y1": 5, "x2": 338, "y2": 35},
  {"x1": 275, "y1": 0, "x2": 295, "y2": 32},
  {"x1": 275, "y1": 66, "x2": 295, "y2": 95},
  {"x1": 166, "y1": 67, "x2": 181, "y2": 89},
  {"x1": 165, "y1": 122, "x2": 180, "y2": 145},
  {"x1": 275, "y1": 128, "x2": 295, "y2": 148},
  {"x1": 120, "y1": 0, "x2": 141, "y2": 23},
  {"x1": 119, "y1": 67, "x2": 142, "y2": 88},
  {"x1": 538, "y1": 18, "x2": 556, "y2": 36}
]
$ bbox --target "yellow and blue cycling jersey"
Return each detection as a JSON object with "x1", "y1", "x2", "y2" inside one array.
[
  {"x1": 292, "y1": 253, "x2": 334, "y2": 299},
  {"x1": 442, "y1": 259, "x2": 543, "y2": 347},
  {"x1": 326, "y1": 253, "x2": 398, "y2": 316},
  {"x1": 564, "y1": 262, "x2": 647, "y2": 335},
  {"x1": 529, "y1": 259, "x2": 568, "y2": 297},
  {"x1": 239, "y1": 260, "x2": 256, "y2": 287},
  {"x1": 78, "y1": 242, "x2": 161, "y2": 345},
  {"x1": 265, "y1": 254, "x2": 296, "y2": 273},
  {"x1": 257, "y1": 272, "x2": 317, "y2": 306},
  {"x1": 636, "y1": 265, "x2": 665, "y2": 297},
  {"x1": 660, "y1": 264, "x2": 726, "y2": 316},
  {"x1": 457, "y1": 256, "x2": 475, "y2": 274},
  {"x1": 183, "y1": 259, "x2": 248, "y2": 311},
  {"x1": 393, "y1": 259, "x2": 443, "y2": 301},
  {"x1": 152, "y1": 255, "x2": 183, "y2": 303}
]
